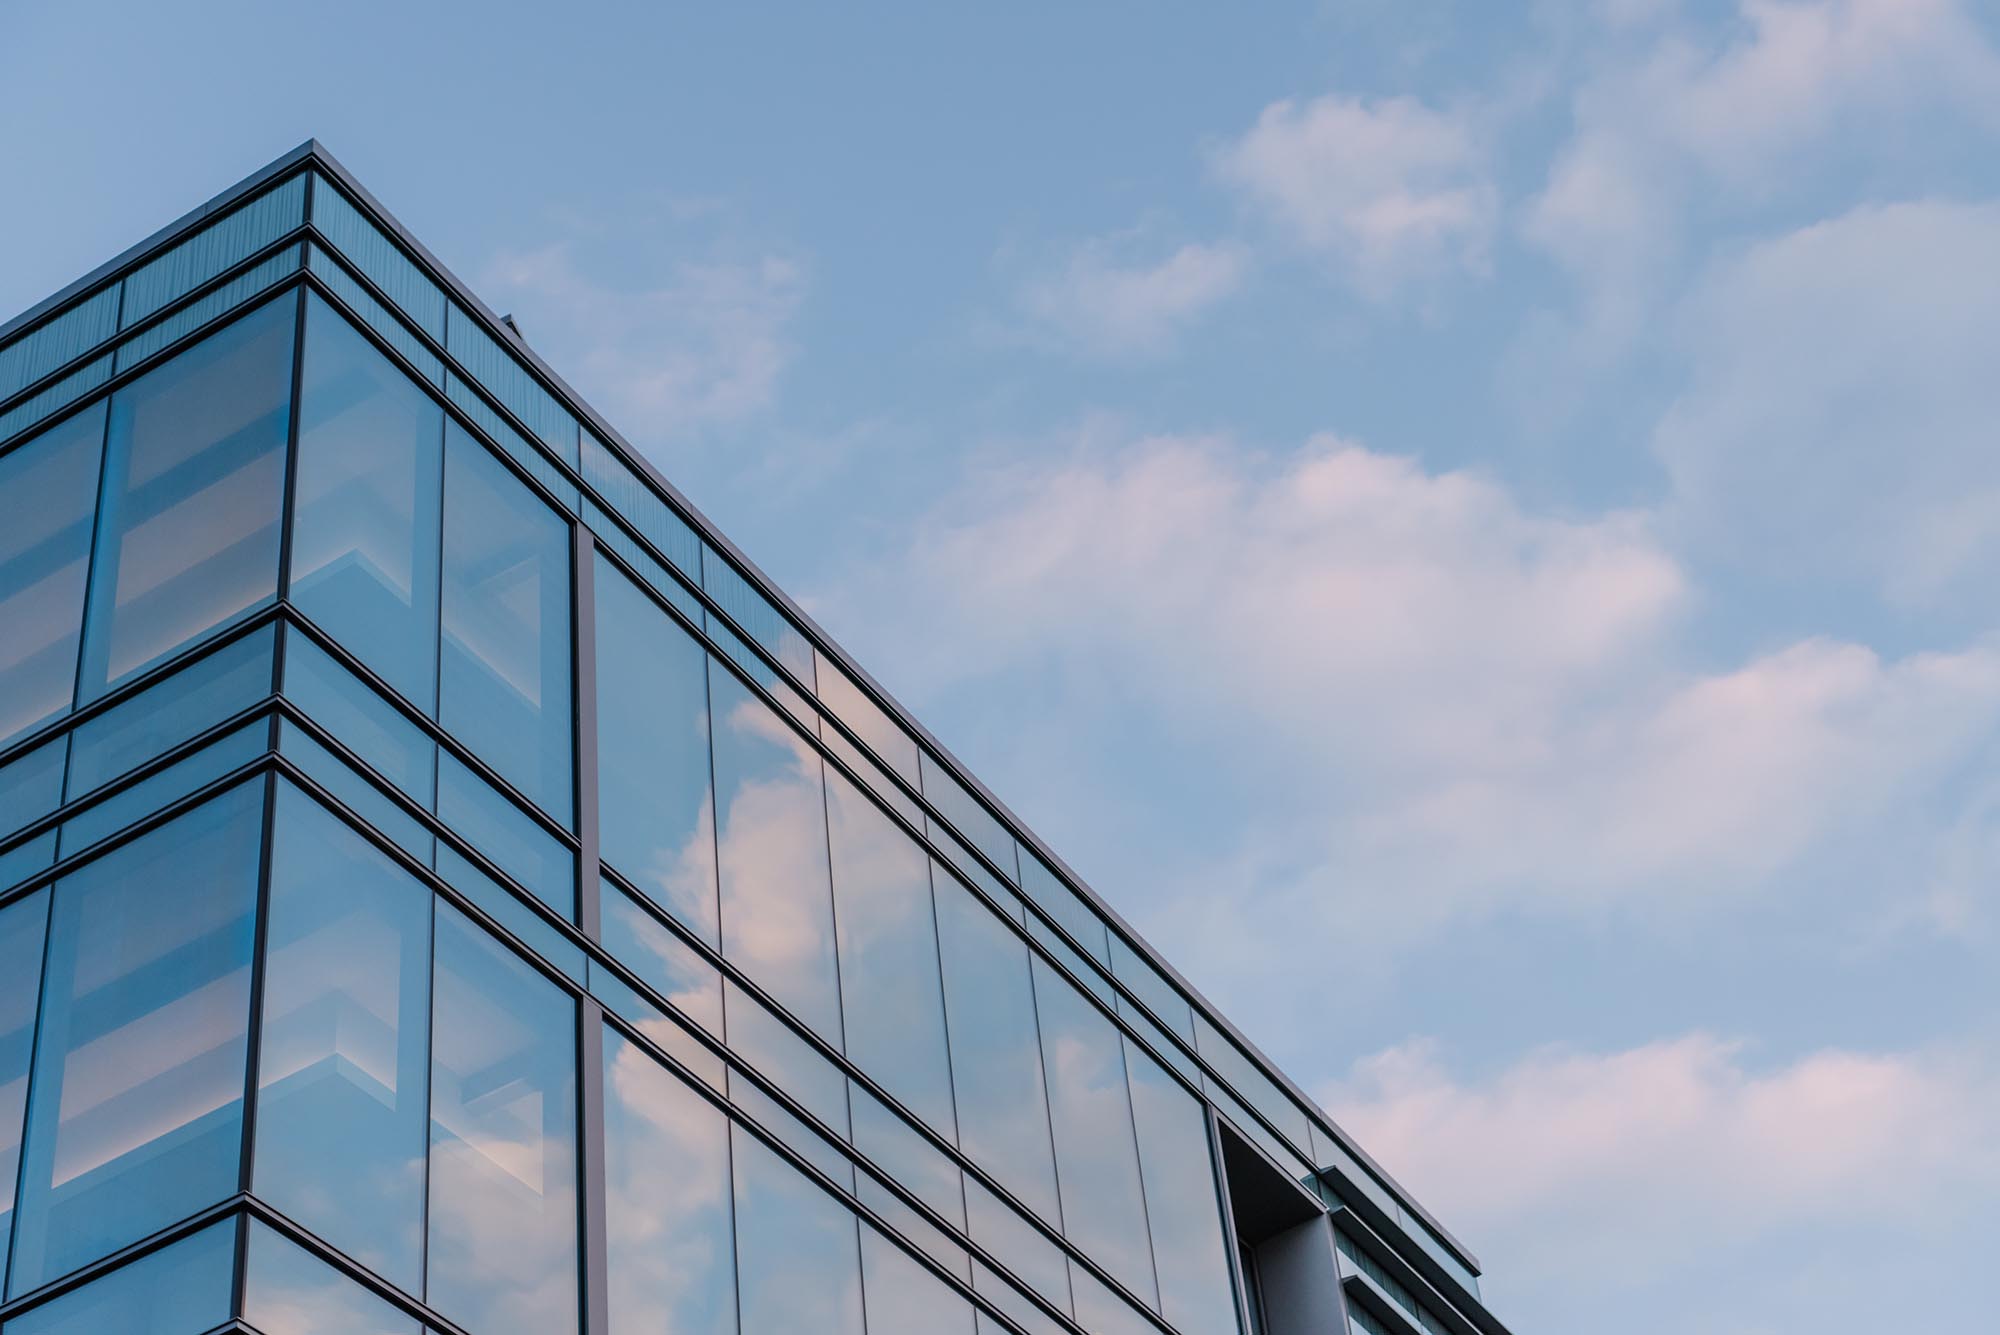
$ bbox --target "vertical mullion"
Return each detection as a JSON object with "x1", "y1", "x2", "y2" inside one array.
[
  {"x1": 1205, "y1": 1109, "x2": 1258, "y2": 1335},
  {"x1": 0, "y1": 885, "x2": 58, "y2": 1300},
  {"x1": 231, "y1": 773, "x2": 280, "y2": 1319},
  {"x1": 572, "y1": 526, "x2": 599, "y2": 942},
  {"x1": 275, "y1": 280, "x2": 308, "y2": 602},
  {"x1": 578, "y1": 998, "x2": 608, "y2": 1335}
]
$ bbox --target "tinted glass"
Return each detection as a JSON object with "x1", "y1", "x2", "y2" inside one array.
[
  {"x1": 826, "y1": 771, "x2": 956, "y2": 1137},
  {"x1": 730, "y1": 1126, "x2": 864, "y2": 1335},
  {"x1": 0, "y1": 404, "x2": 103, "y2": 746},
  {"x1": 0, "y1": 891, "x2": 50, "y2": 1287},
  {"x1": 964, "y1": 1178, "x2": 1070, "y2": 1318},
  {"x1": 1070, "y1": 1263, "x2": 1160, "y2": 1335},
  {"x1": 280, "y1": 631, "x2": 434, "y2": 802},
  {"x1": 1032, "y1": 958, "x2": 1158, "y2": 1306},
  {"x1": 439, "y1": 422, "x2": 572, "y2": 824},
  {"x1": 2, "y1": 1219, "x2": 234, "y2": 1335},
  {"x1": 933, "y1": 874, "x2": 1060, "y2": 1224},
  {"x1": 290, "y1": 293, "x2": 444, "y2": 707},
  {"x1": 594, "y1": 557, "x2": 718, "y2": 944},
  {"x1": 56, "y1": 719, "x2": 267, "y2": 860},
  {"x1": 255, "y1": 784, "x2": 431, "y2": 1291},
  {"x1": 601, "y1": 1027, "x2": 737, "y2": 1335},
  {"x1": 433, "y1": 844, "x2": 586, "y2": 987},
  {"x1": 436, "y1": 751, "x2": 574, "y2": 920},
  {"x1": 0, "y1": 740, "x2": 65, "y2": 841},
  {"x1": 426, "y1": 904, "x2": 578, "y2": 1335},
  {"x1": 1126, "y1": 1041, "x2": 1239, "y2": 1335},
  {"x1": 241, "y1": 1219, "x2": 421, "y2": 1335},
  {"x1": 860, "y1": 1225, "x2": 976, "y2": 1335},
  {"x1": 63, "y1": 624, "x2": 273, "y2": 799},
  {"x1": 850, "y1": 1086, "x2": 965, "y2": 1232},
  {"x1": 8, "y1": 784, "x2": 261, "y2": 1295},
  {"x1": 78, "y1": 296, "x2": 293, "y2": 698},
  {"x1": 708, "y1": 662, "x2": 841, "y2": 1045},
  {"x1": 600, "y1": 883, "x2": 722, "y2": 1035}
]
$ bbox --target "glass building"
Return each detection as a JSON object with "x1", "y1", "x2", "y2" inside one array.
[{"x1": 0, "y1": 143, "x2": 1518, "y2": 1335}]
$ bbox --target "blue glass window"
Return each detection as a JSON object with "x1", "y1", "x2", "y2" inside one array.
[
  {"x1": 254, "y1": 783, "x2": 431, "y2": 1291},
  {"x1": 2, "y1": 1218, "x2": 235, "y2": 1335},
  {"x1": 241, "y1": 1219, "x2": 421, "y2": 1335},
  {"x1": 1018, "y1": 848, "x2": 1109, "y2": 966},
  {"x1": 77, "y1": 295, "x2": 294, "y2": 699},
  {"x1": 0, "y1": 890, "x2": 50, "y2": 1289},
  {"x1": 965, "y1": 1178, "x2": 1070, "y2": 1318},
  {"x1": 730, "y1": 1126, "x2": 863, "y2": 1335},
  {"x1": 1069, "y1": 1263, "x2": 1159, "y2": 1335},
  {"x1": 1125, "y1": 1040, "x2": 1239, "y2": 1335},
  {"x1": 439, "y1": 422, "x2": 573, "y2": 825},
  {"x1": 708, "y1": 662, "x2": 842, "y2": 1046},
  {"x1": 434, "y1": 844, "x2": 586, "y2": 987},
  {"x1": 290, "y1": 293, "x2": 444, "y2": 708},
  {"x1": 861, "y1": 1225, "x2": 975, "y2": 1335},
  {"x1": 0, "y1": 404, "x2": 104, "y2": 746},
  {"x1": 280, "y1": 630, "x2": 435, "y2": 803},
  {"x1": 445, "y1": 304, "x2": 577, "y2": 467},
  {"x1": 426, "y1": 904, "x2": 578, "y2": 1335},
  {"x1": 276, "y1": 719, "x2": 433, "y2": 864},
  {"x1": 849, "y1": 1086, "x2": 965, "y2": 1233},
  {"x1": 600, "y1": 1027, "x2": 737, "y2": 1335},
  {"x1": 579, "y1": 430, "x2": 700, "y2": 578},
  {"x1": 8, "y1": 783, "x2": 262, "y2": 1295},
  {"x1": 57, "y1": 719, "x2": 268, "y2": 860},
  {"x1": 813, "y1": 652, "x2": 919, "y2": 786},
  {"x1": 0, "y1": 740, "x2": 66, "y2": 843},
  {"x1": 594, "y1": 556, "x2": 718, "y2": 945},
  {"x1": 436, "y1": 751, "x2": 574, "y2": 920},
  {"x1": 119, "y1": 174, "x2": 305, "y2": 328},
  {"x1": 0, "y1": 286, "x2": 118, "y2": 403},
  {"x1": 600, "y1": 883, "x2": 722, "y2": 1036},
  {"x1": 310, "y1": 178, "x2": 446, "y2": 339}
]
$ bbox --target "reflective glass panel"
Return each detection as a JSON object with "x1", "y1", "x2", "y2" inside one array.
[
  {"x1": 280, "y1": 631, "x2": 435, "y2": 803},
  {"x1": 722, "y1": 980, "x2": 849, "y2": 1140},
  {"x1": 434, "y1": 843, "x2": 586, "y2": 987},
  {"x1": 972, "y1": 1262, "x2": 1067, "y2": 1335},
  {"x1": 57, "y1": 718, "x2": 267, "y2": 860},
  {"x1": 861, "y1": 1225, "x2": 975, "y2": 1335},
  {"x1": 64, "y1": 624, "x2": 273, "y2": 800},
  {"x1": 708, "y1": 662, "x2": 841, "y2": 1045},
  {"x1": 1070, "y1": 1263, "x2": 1160, "y2": 1335},
  {"x1": 600, "y1": 883, "x2": 722, "y2": 1035},
  {"x1": 78, "y1": 295, "x2": 294, "y2": 698},
  {"x1": 1125, "y1": 1041, "x2": 1239, "y2": 1335},
  {"x1": 1193, "y1": 1014, "x2": 1312, "y2": 1155},
  {"x1": 827, "y1": 771, "x2": 956, "y2": 1137},
  {"x1": 601, "y1": 1027, "x2": 737, "y2": 1335},
  {"x1": 8, "y1": 784, "x2": 261, "y2": 1295},
  {"x1": 0, "y1": 890, "x2": 50, "y2": 1288},
  {"x1": 242, "y1": 1219, "x2": 421, "y2": 1335},
  {"x1": 436, "y1": 751, "x2": 573, "y2": 919},
  {"x1": 290, "y1": 293, "x2": 444, "y2": 707},
  {"x1": 2, "y1": 1219, "x2": 234, "y2": 1335},
  {"x1": 0, "y1": 404, "x2": 103, "y2": 746},
  {"x1": 812, "y1": 652, "x2": 918, "y2": 786},
  {"x1": 849, "y1": 1085, "x2": 964, "y2": 1232},
  {"x1": 964, "y1": 1179, "x2": 1070, "y2": 1317},
  {"x1": 933, "y1": 874, "x2": 1060, "y2": 1224},
  {"x1": 426, "y1": 904, "x2": 578, "y2": 1335},
  {"x1": 1109, "y1": 937, "x2": 1194, "y2": 1045},
  {"x1": 254, "y1": 783, "x2": 431, "y2": 1291},
  {"x1": 594, "y1": 557, "x2": 718, "y2": 944},
  {"x1": 730, "y1": 1125, "x2": 864, "y2": 1335},
  {"x1": 439, "y1": 422, "x2": 572, "y2": 824},
  {"x1": 0, "y1": 740, "x2": 65, "y2": 841}
]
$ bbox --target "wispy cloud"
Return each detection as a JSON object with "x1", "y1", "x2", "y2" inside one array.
[{"x1": 1016, "y1": 237, "x2": 1247, "y2": 359}]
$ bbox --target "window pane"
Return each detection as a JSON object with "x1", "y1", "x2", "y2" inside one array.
[
  {"x1": 280, "y1": 630, "x2": 434, "y2": 803},
  {"x1": 861, "y1": 1225, "x2": 975, "y2": 1335},
  {"x1": 812, "y1": 651, "x2": 918, "y2": 786},
  {"x1": 933, "y1": 875, "x2": 1060, "y2": 1224},
  {"x1": 722, "y1": 979, "x2": 850, "y2": 1157},
  {"x1": 57, "y1": 719, "x2": 267, "y2": 860},
  {"x1": 290, "y1": 293, "x2": 443, "y2": 707},
  {"x1": 1126, "y1": 1041, "x2": 1239, "y2": 1335},
  {"x1": 0, "y1": 740, "x2": 66, "y2": 841},
  {"x1": 254, "y1": 783, "x2": 430, "y2": 1291},
  {"x1": 0, "y1": 404, "x2": 103, "y2": 746},
  {"x1": 594, "y1": 557, "x2": 718, "y2": 945},
  {"x1": 601, "y1": 1027, "x2": 736, "y2": 1335},
  {"x1": 0, "y1": 890, "x2": 50, "y2": 1288},
  {"x1": 850, "y1": 1086, "x2": 964, "y2": 1232},
  {"x1": 827, "y1": 771, "x2": 955, "y2": 1138},
  {"x1": 708, "y1": 662, "x2": 841, "y2": 1045},
  {"x1": 241, "y1": 1219, "x2": 420, "y2": 1335},
  {"x1": 437, "y1": 751, "x2": 574, "y2": 920},
  {"x1": 426, "y1": 904, "x2": 578, "y2": 1335},
  {"x1": 730, "y1": 1125, "x2": 863, "y2": 1335},
  {"x1": 8, "y1": 784, "x2": 262, "y2": 1295},
  {"x1": 1070, "y1": 1262, "x2": 1160, "y2": 1335},
  {"x1": 964, "y1": 1179, "x2": 1070, "y2": 1318},
  {"x1": 2, "y1": 1219, "x2": 235, "y2": 1335},
  {"x1": 79, "y1": 295, "x2": 294, "y2": 698},
  {"x1": 1032, "y1": 958, "x2": 1158, "y2": 1306},
  {"x1": 434, "y1": 844, "x2": 585, "y2": 987},
  {"x1": 1110, "y1": 937, "x2": 1195, "y2": 1045},
  {"x1": 600, "y1": 884, "x2": 721, "y2": 1035},
  {"x1": 440, "y1": 422, "x2": 572, "y2": 824}
]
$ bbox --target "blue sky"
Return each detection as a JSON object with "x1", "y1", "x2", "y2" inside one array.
[{"x1": 7, "y1": 2, "x2": 1999, "y2": 1330}]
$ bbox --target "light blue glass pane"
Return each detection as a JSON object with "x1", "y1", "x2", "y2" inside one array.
[
  {"x1": 291, "y1": 293, "x2": 444, "y2": 708},
  {"x1": 1117, "y1": 996, "x2": 1201, "y2": 1086},
  {"x1": 820, "y1": 725, "x2": 921, "y2": 829},
  {"x1": 826, "y1": 771, "x2": 955, "y2": 1138},
  {"x1": 601, "y1": 1028, "x2": 736, "y2": 1335},
  {"x1": 426, "y1": 903, "x2": 579, "y2": 1335},
  {"x1": 731, "y1": 1125, "x2": 864, "y2": 1335},
  {"x1": 0, "y1": 833, "x2": 55, "y2": 894},
  {"x1": 281, "y1": 632, "x2": 434, "y2": 802},
  {"x1": 0, "y1": 286, "x2": 119, "y2": 401},
  {"x1": 242, "y1": 1220, "x2": 421, "y2": 1335},
  {"x1": 722, "y1": 980, "x2": 847, "y2": 1140},
  {"x1": 114, "y1": 245, "x2": 302, "y2": 372},
  {"x1": 58, "y1": 720, "x2": 268, "y2": 859},
  {"x1": 1125, "y1": 1040, "x2": 1239, "y2": 1335},
  {"x1": 437, "y1": 752, "x2": 573, "y2": 919},
  {"x1": 306, "y1": 243, "x2": 444, "y2": 384},
  {"x1": 255, "y1": 783, "x2": 430, "y2": 1292},
  {"x1": 1109, "y1": 937, "x2": 1195, "y2": 1045},
  {"x1": 434, "y1": 844, "x2": 586, "y2": 986},
  {"x1": 600, "y1": 883, "x2": 721, "y2": 1035},
  {"x1": 972, "y1": 1261, "x2": 1066, "y2": 1335},
  {"x1": 1018, "y1": 849, "x2": 1109, "y2": 967},
  {"x1": 1069, "y1": 1263, "x2": 1160, "y2": 1335},
  {"x1": 588, "y1": 961, "x2": 724, "y2": 1092},
  {"x1": 709, "y1": 663, "x2": 841, "y2": 1045},
  {"x1": 580, "y1": 431, "x2": 701, "y2": 577},
  {"x1": 705, "y1": 616, "x2": 814, "y2": 730},
  {"x1": 933, "y1": 873, "x2": 1060, "y2": 1225},
  {"x1": 440, "y1": 422, "x2": 574, "y2": 823},
  {"x1": 918, "y1": 755, "x2": 1015, "y2": 884},
  {"x1": 0, "y1": 355, "x2": 112, "y2": 449},
  {"x1": 277, "y1": 720, "x2": 433, "y2": 863},
  {"x1": 121, "y1": 175, "x2": 306, "y2": 328},
  {"x1": 1193, "y1": 1014, "x2": 1313, "y2": 1155},
  {"x1": 1032, "y1": 958, "x2": 1157, "y2": 1306},
  {"x1": 930, "y1": 834, "x2": 1016, "y2": 921},
  {"x1": 857, "y1": 1174, "x2": 969, "y2": 1286},
  {"x1": 0, "y1": 740, "x2": 66, "y2": 841},
  {"x1": 861, "y1": 1226, "x2": 975, "y2": 1335},
  {"x1": 731, "y1": 1080, "x2": 853, "y2": 1193},
  {"x1": 2, "y1": 1219, "x2": 235, "y2": 1335},
  {"x1": 585, "y1": 501, "x2": 703, "y2": 624},
  {"x1": 1024, "y1": 912, "x2": 1114, "y2": 1010},
  {"x1": 0, "y1": 404, "x2": 103, "y2": 746},
  {"x1": 813, "y1": 651, "x2": 919, "y2": 786},
  {"x1": 445, "y1": 303, "x2": 577, "y2": 467},
  {"x1": 964, "y1": 1179, "x2": 1070, "y2": 1318},
  {"x1": 9, "y1": 784, "x2": 261, "y2": 1295},
  {"x1": 0, "y1": 890, "x2": 50, "y2": 1288},
  {"x1": 78, "y1": 296, "x2": 294, "y2": 698},
  {"x1": 65, "y1": 624, "x2": 273, "y2": 800},
  {"x1": 849, "y1": 1086, "x2": 964, "y2": 1232},
  {"x1": 700, "y1": 550, "x2": 814, "y2": 687},
  {"x1": 310, "y1": 177, "x2": 446, "y2": 338},
  {"x1": 594, "y1": 558, "x2": 718, "y2": 944},
  {"x1": 444, "y1": 376, "x2": 578, "y2": 512}
]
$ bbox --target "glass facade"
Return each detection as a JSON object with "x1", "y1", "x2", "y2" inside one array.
[{"x1": 0, "y1": 145, "x2": 1505, "y2": 1335}]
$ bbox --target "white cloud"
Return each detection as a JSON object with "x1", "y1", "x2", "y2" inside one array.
[
  {"x1": 1210, "y1": 94, "x2": 1495, "y2": 296},
  {"x1": 1018, "y1": 239, "x2": 1247, "y2": 358}
]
